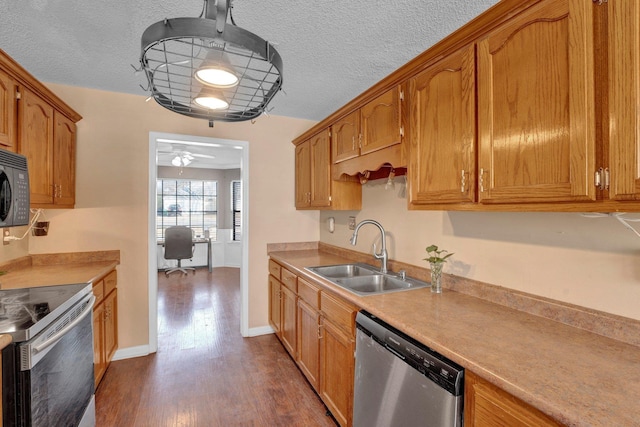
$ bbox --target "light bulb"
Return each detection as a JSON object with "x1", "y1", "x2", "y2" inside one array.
[{"x1": 194, "y1": 87, "x2": 229, "y2": 110}]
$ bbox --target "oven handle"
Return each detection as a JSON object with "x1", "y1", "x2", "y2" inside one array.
[{"x1": 33, "y1": 295, "x2": 96, "y2": 354}]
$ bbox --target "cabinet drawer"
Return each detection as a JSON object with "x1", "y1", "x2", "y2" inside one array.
[
  {"x1": 321, "y1": 291, "x2": 357, "y2": 334},
  {"x1": 93, "y1": 280, "x2": 104, "y2": 305},
  {"x1": 281, "y1": 268, "x2": 297, "y2": 292},
  {"x1": 268, "y1": 260, "x2": 281, "y2": 280},
  {"x1": 298, "y1": 277, "x2": 320, "y2": 310},
  {"x1": 104, "y1": 270, "x2": 117, "y2": 295}
]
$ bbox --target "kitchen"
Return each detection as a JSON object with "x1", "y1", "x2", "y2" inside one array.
[{"x1": 0, "y1": 0, "x2": 639, "y2": 426}]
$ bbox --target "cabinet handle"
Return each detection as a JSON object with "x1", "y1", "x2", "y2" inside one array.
[
  {"x1": 352, "y1": 136, "x2": 355, "y2": 151},
  {"x1": 479, "y1": 168, "x2": 486, "y2": 193},
  {"x1": 317, "y1": 324, "x2": 323, "y2": 340},
  {"x1": 592, "y1": 0, "x2": 607, "y2": 4},
  {"x1": 461, "y1": 169, "x2": 466, "y2": 193}
]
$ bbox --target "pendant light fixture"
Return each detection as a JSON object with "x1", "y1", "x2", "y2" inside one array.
[{"x1": 139, "y1": 0, "x2": 283, "y2": 125}]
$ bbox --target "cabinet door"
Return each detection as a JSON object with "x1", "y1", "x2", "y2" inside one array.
[
  {"x1": 268, "y1": 275, "x2": 282, "y2": 335},
  {"x1": 19, "y1": 87, "x2": 55, "y2": 205},
  {"x1": 320, "y1": 318, "x2": 354, "y2": 427},
  {"x1": 93, "y1": 302, "x2": 106, "y2": 389},
  {"x1": 0, "y1": 70, "x2": 16, "y2": 151},
  {"x1": 360, "y1": 86, "x2": 402, "y2": 156},
  {"x1": 297, "y1": 299, "x2": 320, "y2": 391},
  {"x1": 53, "y1": 112, "x2": 76, "y2": 206},
  {"x1": 608, "y1": 0, "x2": 640, "y2": 200},
  {"x1": 310, "y1": 129, "x2": 331, "y2": 207},
  {"x1": 408, "y1": 44, "x2": 476, "y2": 205},
  {"x1": 294, "y1": 141, "x2": 311, "y2": 208},
  {"x1": 331, "y1": 111, "x2": 360, "y2": 164},
  {"x1": 104, "y1": 289, "x2": 118, "y2": 364},
  {"x1": 477, "y1": 0, "x2": 595, "y2": 203},
  {"x1": 280, "y1": 285, "x2": 297, "y2": 358},
  {"x1": 465, "y1": 371, "x2": 563, "y2": 427}
]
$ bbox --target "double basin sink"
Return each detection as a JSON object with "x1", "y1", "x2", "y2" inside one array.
[{"x1": 305, "y1": 263, "x2": 430, "y2": 296}]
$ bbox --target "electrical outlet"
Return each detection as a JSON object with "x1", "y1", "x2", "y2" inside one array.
[
  {"x1": 348, "y1": 216, "x2": 356, "y2": 230},
  {"x1": 3, "y1": 229, "x2": 10, "y2": 246}
]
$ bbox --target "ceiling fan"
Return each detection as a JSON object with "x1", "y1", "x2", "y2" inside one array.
[{"x1": 158, "y1": 149, "x2": 216, "y2": 167}]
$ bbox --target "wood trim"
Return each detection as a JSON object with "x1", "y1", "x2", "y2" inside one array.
[
  {"x1": 0, "y1": 49, "x2": 82, "y2": 123},
  {"x1": 292, "y1": 0, "x2": 545, "y2": 146}
]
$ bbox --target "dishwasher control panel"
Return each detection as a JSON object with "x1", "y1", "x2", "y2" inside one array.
[{"x1": 356, "y1": 310, "x2": 464, "y2": 396}]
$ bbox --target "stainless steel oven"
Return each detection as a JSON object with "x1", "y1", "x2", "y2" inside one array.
[{"x1": 1, "y1": 284, "x2": 96, "y2": 426}]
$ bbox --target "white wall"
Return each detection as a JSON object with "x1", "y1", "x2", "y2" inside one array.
[{"x1": 320, "y1": 177, "x2": 640, "y2": 321}]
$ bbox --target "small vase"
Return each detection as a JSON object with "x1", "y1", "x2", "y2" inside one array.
[{"x1": 430, "y1": 261, "x2": 444, "y2": 294}]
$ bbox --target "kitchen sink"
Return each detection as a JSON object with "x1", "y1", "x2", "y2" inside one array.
[
  {"x1": 305, "y1": 264, "x2": 430, "y2": 296},
  {"x1": 305, "y1": 263, "x2": 380, "y2": 279}
]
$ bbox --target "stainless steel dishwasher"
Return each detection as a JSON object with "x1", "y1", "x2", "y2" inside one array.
[{"x1": 354, "y1": 311, "x2": 464, "y2": 427}]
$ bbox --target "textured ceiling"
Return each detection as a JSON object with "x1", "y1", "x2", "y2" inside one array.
[
  {"x1": 1, "y1": 0, "x2": 499, "y2": 169},
  {"x1": 0, "y1": 0, "x2": 499, "y2": 123}
]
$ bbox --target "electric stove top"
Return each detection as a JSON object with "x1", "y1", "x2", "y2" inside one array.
[{"x1": 0, "y1": 283, "x2": 92, "y2": 342}]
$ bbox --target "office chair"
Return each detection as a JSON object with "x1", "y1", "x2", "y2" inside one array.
[{"x1": 164, "y1": 226, "x2": 196, "y2": 276}]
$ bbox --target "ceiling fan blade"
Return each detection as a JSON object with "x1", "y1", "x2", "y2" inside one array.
[{"x1": 191, "y1": 153, "x2": 216, "y2": 159}]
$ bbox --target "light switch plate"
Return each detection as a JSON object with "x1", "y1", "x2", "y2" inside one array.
[{"x1": 348, "y1": 216, "x2": 356, "y2": 230}]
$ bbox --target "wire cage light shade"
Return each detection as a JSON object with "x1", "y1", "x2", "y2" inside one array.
[{"x1": 140, "y1": 0, "x2": 283, "y2": 124}]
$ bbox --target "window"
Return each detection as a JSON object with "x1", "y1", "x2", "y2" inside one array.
[
  {"x1": 232, "y1": 180, "x2": 242, "y2": 241},
  {"x1": 157, "y1": 179, "x2": 217, "y2": 240}
]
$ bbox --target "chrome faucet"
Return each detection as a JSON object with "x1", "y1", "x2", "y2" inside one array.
[{"x1": 350, "y1": 219, "x2": 388, "y2": 274}]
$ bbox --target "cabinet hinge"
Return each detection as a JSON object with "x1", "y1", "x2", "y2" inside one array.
[
  {"x1": 399, "y1": 90, "x2": 404, "y2": 101},
  {"x1": 595, "y1": 167, "x2": 610, "y2": 190}
]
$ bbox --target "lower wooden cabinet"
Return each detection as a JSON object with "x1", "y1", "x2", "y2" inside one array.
[
  {"x1": 268, "y1": 275, "x2": 282, "y2": 335},
  {"x1": 465, "y1": 371, "x2": 564, "y2": 427},
  {"x1": 320, "y1": 316, "x2": 355, "y2": 427},
  {"x1": 297, "y1": 298, "x2": 321, "y2": 390},
  {"x1": 280, "y1": 285, "x2": 297, "y2": 357},
  {"x1": 93, "y1": 269, "x2": 118, "y2": 388},
  {"x1": 269, "y1": 261, "x2": 357, "y2": 427}
]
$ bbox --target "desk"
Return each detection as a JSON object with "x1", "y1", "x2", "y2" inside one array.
[{"x1": 157, "y1": 237, "x2": 212, "y2": 272}]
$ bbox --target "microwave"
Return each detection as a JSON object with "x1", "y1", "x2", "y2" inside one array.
[{"x1": 0, "y1": 149, "x2": 29, "y2": 228}]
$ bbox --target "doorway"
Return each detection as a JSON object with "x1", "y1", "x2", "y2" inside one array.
[{"x1": 147, "y1": 131, "x2": 250, "y2": 353}]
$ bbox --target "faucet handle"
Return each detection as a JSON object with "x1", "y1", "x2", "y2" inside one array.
[{"x1": 397, "y1": 270, "x2": 407, "y2": 280}]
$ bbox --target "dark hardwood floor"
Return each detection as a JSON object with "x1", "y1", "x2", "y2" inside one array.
[{"x1": 96, "y1": 267, "x2": 336, "y2": 426}]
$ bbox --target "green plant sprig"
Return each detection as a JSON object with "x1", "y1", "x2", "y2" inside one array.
[{"x1": 424, "y1": 245, "x2": 454, "y2": 264}]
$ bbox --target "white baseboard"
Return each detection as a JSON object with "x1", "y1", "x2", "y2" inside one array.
[
  {"x1": 112, "y1": 345, "x2": 152, "y2": 361},
  {"x1": 246, "y1": 325, "x2": 275, "y2": 337}
]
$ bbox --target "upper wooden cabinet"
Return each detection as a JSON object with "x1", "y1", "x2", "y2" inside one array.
[
  {"x1": 0, "y1": 69, "x2": 17, "y2": 151},
  {"x1": 52, "y1": 112, "x2": 77, "y2": 207},
  {"x1": 331, "y1": 111, "x2": 360, "y2": 164},
  {"x1": 408, "y1": 44, "x2": 477, "y2": 206},
  {"x1": 360, "y1": 87, "x2": 402, "y2": 156},
  {"x1": 19, "y1": 87, "x2": 55, "y2": 205},
  {"x1": 330, "y1": 86, "x2": 405, "y2": 179},
  {"x1": 477, "y1": 0, "x2": 596, "y2": 204},
  {"x1": 0, "y1": 49, "x2": 81, "y2": 209},
  {"x1": 295, "y1": 129, "x2": 361, "y2": 210},
  {"x1": 607, "y1": 0, "x2": 640, "y2": 201}
]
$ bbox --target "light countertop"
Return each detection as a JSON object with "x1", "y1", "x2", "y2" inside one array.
[
  {"x1": 269, "y1": 248, "x2": 640, "y2": 427},
  {"x1": 0, "y1": 250, "x2": 119, "y2": 289}
]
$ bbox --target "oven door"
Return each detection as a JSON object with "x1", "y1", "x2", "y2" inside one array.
[{"x1": 14, "y1": 294, "x2": 96, "y2": 426}]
